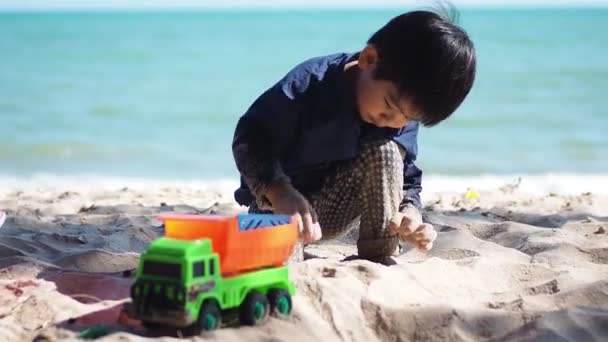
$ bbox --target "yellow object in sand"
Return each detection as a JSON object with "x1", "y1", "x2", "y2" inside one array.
[{"x1": 465, "y1": 189, "x2": 480, "y2": 200}]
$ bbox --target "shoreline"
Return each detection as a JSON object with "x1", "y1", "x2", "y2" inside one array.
[{"x1": 2, "y1": 172, "x2": 608, "y2": 194}]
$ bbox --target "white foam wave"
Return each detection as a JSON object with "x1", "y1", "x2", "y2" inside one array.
[
  {"x1": 0, "y1": 173, "x2": 607, "y2": 196},
  {"x1": 422, "y1": 173, "x2": 608, "y2": 195}
]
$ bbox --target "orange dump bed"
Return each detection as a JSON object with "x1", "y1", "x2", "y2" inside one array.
[{"x1": 157, "y1": 214, "x2": 298, "y2": 275}]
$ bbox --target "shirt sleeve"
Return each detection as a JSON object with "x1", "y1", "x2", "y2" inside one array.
[
  {"x1": 232, "y1": 79, "x2": 309, "y2": 206},
  {"x1": 394, "y1": 122, "x2": 423, "y2": 210},
  {"x1": 401, "y1": 156, "x2": 423, "y2": 210}
]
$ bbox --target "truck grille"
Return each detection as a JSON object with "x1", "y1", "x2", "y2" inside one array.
[{"x1": 131, "y1": 280, "x2": 186, "y2": 313}]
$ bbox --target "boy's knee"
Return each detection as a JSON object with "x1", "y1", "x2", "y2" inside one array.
[{"x1": 358, "y1": 140, "x2": 406, "y2": 170}]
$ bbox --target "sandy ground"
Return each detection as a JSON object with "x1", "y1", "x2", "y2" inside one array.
[{"x1": 0, "y1": 182, "x2": 607, "y2": 341}]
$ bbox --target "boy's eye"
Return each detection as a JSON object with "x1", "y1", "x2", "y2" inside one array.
[{"x1": 384, "y1": 97, "x2": 392, "y2": 109}]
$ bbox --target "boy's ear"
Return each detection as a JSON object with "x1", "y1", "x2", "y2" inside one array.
[{"x1": 358, "y1": 45, "x2": 379, "y2": 71}]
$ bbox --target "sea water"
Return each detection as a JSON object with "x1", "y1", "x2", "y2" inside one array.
[{"x1": 1, "y1": 8, "x2": 607, "y2": 192}]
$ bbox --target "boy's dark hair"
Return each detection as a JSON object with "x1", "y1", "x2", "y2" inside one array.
[{"x1": 368, "y1": 8, "x2": 476, "y2": 126}]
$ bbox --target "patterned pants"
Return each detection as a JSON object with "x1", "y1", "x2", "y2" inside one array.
[{"x1": 251, "y1": 139, "x2": 405, "y2": 259}]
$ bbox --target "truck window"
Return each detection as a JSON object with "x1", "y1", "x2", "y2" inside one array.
[
  {"x1": 193, "y1": 261, "x2": 205, "y2": 277},
  {"x1": 143, "y1": 260, "x2": 181, "y2": 279},
  {"x1": 209, "y1": 259, "x2": 215, "y2": 275}
]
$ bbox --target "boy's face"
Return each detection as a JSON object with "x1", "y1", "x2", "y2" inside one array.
[{"x1": 354, "y1": 45, "x2": 421, "y2": 129}]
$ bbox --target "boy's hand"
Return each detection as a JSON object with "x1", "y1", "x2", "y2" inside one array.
[
  {"x1": 389, "y1": 206, "x2": 437, "y2": 251},
  {"x1": 265, "y1": 181, "x2": 322, "y2": 244}
]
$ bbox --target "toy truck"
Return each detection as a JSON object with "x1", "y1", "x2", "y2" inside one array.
[{"x1": 125, "y1": 214, "x2": 298, "y2": 333}]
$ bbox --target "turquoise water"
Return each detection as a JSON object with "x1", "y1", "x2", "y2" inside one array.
[{"x1": 0, "y1": 9, "x2": 607, "y2": 179}]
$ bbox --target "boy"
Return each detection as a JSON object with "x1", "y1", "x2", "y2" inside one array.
[{"x1": 232, "y1": 10, "x2": 476, "y2": 265}]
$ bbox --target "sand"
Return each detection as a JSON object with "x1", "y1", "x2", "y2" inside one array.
[{"x1": 0, "y1": 181, "x2": 607, "y2": 341}]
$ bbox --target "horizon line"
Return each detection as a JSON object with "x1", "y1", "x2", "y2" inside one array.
[
  {"x1": 1, "y1": 4, "x2": 608, "y2": 11},
  {"x1": 2, "y1": 0, "x2": 608, "y2": 11}
]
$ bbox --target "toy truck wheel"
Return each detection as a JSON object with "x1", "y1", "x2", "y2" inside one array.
[
  {"x1": 196, "y1": 300, "x2": 222, "y2": 332},
  {"x1": 239, "y1": 291, "x2": 270, "y2": 326},
  {"x1": 267, "y1": 289, "x2": 292, "y2": 318}
]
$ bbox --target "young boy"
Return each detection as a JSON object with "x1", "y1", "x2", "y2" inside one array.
[{"x1": 232, "y1": 10, "x2": 476, "y2": 265}]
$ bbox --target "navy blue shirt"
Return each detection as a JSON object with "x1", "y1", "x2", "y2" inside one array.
[{"x1": 232, "y1": 52, "x2": 423, "y2": 209}]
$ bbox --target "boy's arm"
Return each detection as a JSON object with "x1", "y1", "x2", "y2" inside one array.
[
  {"x1": 233, "y1": 81, "x2": 323, "y2": 242},
  {"x1": 232, "y1": 83, "x2": 304, "y2": 207},
  {"x1": 391, "y1": 122, "x2": 437, "y2": 251},
  {"x1": 400, "y1": 157, "x2": 423, "y2": 210},
  {"x1": 394, "y1": 121, "x2": 423, "y2": 211}
]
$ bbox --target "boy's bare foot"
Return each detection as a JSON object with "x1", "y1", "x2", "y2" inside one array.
[
  {"x1": 0, "y1": 211, "x2": 5, "y2": 228},
  {"x1": 342, "y1": 254, "x2": 397, "y2": 266}
]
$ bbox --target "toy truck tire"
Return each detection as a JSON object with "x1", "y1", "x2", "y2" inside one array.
[
  {"x1": 239, "y1": 291, "x2": 270, "y2": 326},
  {"x1": 267, "y1": 288, "x2": 292, "y2": 318},
  {"x1": 193, "y1": 300, "x2": 222, "y2": 333}
]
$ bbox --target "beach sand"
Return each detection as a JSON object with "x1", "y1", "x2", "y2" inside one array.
[{"x1": 0, "y1": 182, "x2": 607, "y2": 341}]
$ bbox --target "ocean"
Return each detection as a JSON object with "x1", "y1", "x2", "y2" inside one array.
[{"x1": 1, "y1": 8, "x2": 607, "y2": 193}]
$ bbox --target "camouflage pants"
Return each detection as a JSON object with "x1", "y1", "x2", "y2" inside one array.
[{"x1": 250, "y1": 139, "x2": 405, "y2": 259}]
